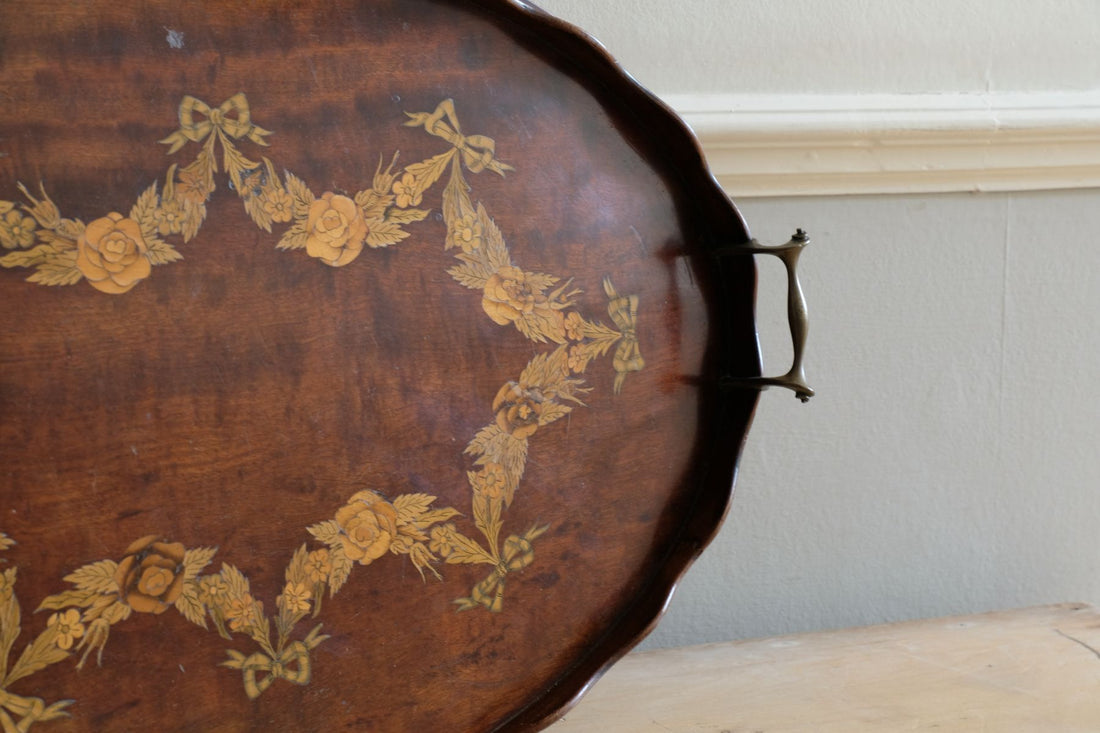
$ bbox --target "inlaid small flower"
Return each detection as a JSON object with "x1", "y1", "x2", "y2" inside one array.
[
  {"x1": 451, "y1": 212, "x2": 481, "y2": 253},
  {"x1": 48, "y1": 609, "x2": 85, "y2": 650},
  {"x1": 391, "y1": 172, "x2": 422, "y2": 208},
  {"x1": 262, "y1": 187, "x2": 294, "y2": 223},
  {"x1": 154, "y1": 197, "x2": 187, "y2": 236},
  {"x1": 279, "y1": 582, "x2": 311, "y2": 615},
  {"x1": 0, "y1": 208, "x2": 36, "y2": 250},
  {"x1": 304, "y1": 549, "x2": 332, "y2": 584},
  {"x1": 429, "y1": 523, "x2": 457, "y2": 557},
  {"x1": 470, "y1": 463, "x2": 507, "y2": 500},
  {"x1": 225, "y1": 594, "x2": 257, "y2": 632},
  {"x1": 199, "y1": 575, "x2": 230, "y2": 606},
  {"x1": 564, "y1": 312, "x2": 586, "y2": 341}
]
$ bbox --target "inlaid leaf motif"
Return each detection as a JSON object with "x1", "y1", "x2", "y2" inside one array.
[
  {"x1": 537, "y1": 402, "x2": 572, "y2": 427},
  {"x1": 285, "y1": 172, "x2": 315, "y2": 217},
  {"x1": 6, "y1": 627, "x2": 68, "y2": 686},
  {"x1": 25, "y1": 252, "x2": 81, "y2": 287},
  {"x1": 243, "y1": 191, "x2": 274, "y2": 233},
  {"x1": 327, "y1": 545, "x2": 353, "y2": 597},
  {"x1": 385, "y1": 207, "x2": 430, "y2": 225},
  {"x1": 276, "y1": 220, "x2": 308, "y2": 250},
  {"x1": 0, "y1": 568, "x2": 21, "y2": 681},
  {"x1": 219, "y1": 564, "x2": 251, "y2": 600},
  {"x1": 447, "y1": 261, "x2": 489, "y2": 290},
  {"x1": 35, "y1": 590, "x2": 98, "y2": 613},
  {"x1": 441, "y1": 531, "x2": 495, "y2": 566},
  {"x1": 0, "y1": 245, "x2": 53, "y2": 269},
  {"x1": 395, "y1": 494, "x2": 436, "y2": 525},
  {"x1": 62, "y1": 561, "x2": 119, "y2": 595},
  {"x1": 180, "y1": 201, "x2": 206, "y2": 243},
  {"x1": 472, "y1": 493, "x2": 502, "y2": 545},
  {"x1": 478, "y1": 204, "x2": 511, "y2": 274},
  {"x1": 37, "y1": 229, "x2": 80, "y2": 251},
  {"x1": 307, "y1": 520, "x2": 342, "y2": 546},
  {"x1": 146, "y1": 238, "x2": 183, "y2": 266},
  {"x1": 400, "y1": 150, "x2": 456, "y2": 200},
  {"x1": 183, "y1": 547, "x2": 218, "y2": 581},
  {"x1": 411, "y1": 508, "x2": 461, "y2": 531},
  {"x1": 36, "y1": 701, "x2": 74, "y2": 725},
  {"x1": 175, "y1": 582, "x2": 207, "y2": 629},
  {"x1": 101, "y1": 601, "x2": 131, "y2": 626},
  {"x1": 130, "y1": 182, "x2": 160, "y2": 239},
  {"x1": 465, "y1": 424, "x2": 504, "y2": 458},
  {"x1": 356, "y1": 188, "x2": 392, "y2": 220},
  {"x1": 284, "y1": 544, "x2": 310, "y2": 587},
  {"x1": 365, "y1": 219, "x2": 411, "y2": 248}
]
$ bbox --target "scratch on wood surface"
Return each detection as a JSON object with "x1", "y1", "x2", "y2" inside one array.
[
  {"x1": 165, "y1": 28, "x2": 185, "y2": 49},
  {"x1": 1053, "y1": 628, "x2": 1100, "y2": 661}
]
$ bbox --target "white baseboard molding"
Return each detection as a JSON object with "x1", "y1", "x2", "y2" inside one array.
[{"x1": 662, "y1": 92, "x2": 1100, "y2": 198}]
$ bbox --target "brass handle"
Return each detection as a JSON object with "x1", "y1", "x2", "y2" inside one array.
[{"x1": 721, "y1": 229, "x2": 814, "y2": 402}]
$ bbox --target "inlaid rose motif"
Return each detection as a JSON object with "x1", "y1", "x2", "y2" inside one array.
[
  {"x1": 75, "y1": 212, "x2": 152, "y2": 294},
  {"x1": 112, "y1": 535, "x2": 186, "y2": 614},
  {"x1": 305, "y1": 192, "x2": 368, "y2": 267},
  {"x1": 335, "y1": 492, "x2": 399, "y2": 565},
  {"x1": 482, "y1": 265, "x2": 567, "y2": 343},
  {"x1": 493, "y1": 381, "x2": 547, "y2": 440}
]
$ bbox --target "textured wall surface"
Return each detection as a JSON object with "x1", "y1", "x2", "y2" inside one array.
[{"x1": 537, "y1": 0, "x2": 1100, "y2": 649}]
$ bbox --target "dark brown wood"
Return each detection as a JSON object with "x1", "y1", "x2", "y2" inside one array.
[{"x1": 0, "y1": 2, "x2": 761, "y2": 731}]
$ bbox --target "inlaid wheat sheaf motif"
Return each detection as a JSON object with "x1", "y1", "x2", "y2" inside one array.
[{"x1": 0, "y1": 95, "x2": 645, "y2": 730}]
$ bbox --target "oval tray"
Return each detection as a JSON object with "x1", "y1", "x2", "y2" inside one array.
[{"x1": 0, "y1": 2, "x2": 763, "y2": 730}]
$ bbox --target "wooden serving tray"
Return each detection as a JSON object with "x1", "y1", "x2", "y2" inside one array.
[{"x1": 0, "y1": 2, "x2": 789, "y2": 730}]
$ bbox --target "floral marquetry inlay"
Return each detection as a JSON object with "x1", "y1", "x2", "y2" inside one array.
[{"x1": 0, "y1": 95, "x2": 646, "y2": 729}]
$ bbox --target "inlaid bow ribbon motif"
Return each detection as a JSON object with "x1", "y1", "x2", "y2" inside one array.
[
  {"x1": 0, "y1": 689, "x2": 70, "y2": 733},
  {"x1": 604, "y1": 278, "x2": 644, "y2": 394},
  {"x1": 222, "y1": 637, "x2": 318, "y2": 700},
  {"x1": 463, "y1": 528, "x2": 545, "y2": 613},
  {"x1": 159, "y1": 94, "x2": 272, "y2": 155},
  {"x1": 404, "y1": 99, "x2": 514, "y2": 176}
]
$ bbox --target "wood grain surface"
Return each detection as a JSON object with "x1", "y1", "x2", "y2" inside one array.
[
  {"x1": 551, "y1": 603, "x2": 1100, "y2": 732},
  {"x1": 0, "y1": 2, "x2": 759, "y2": 730}
]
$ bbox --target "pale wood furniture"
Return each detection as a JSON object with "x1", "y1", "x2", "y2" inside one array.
[{"x1": 551, "y1": 604, "x2": 1100, "y2": 732}]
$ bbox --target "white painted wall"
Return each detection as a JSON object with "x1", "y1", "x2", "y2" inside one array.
[
  {"x1": 535, "y1": 0, "x2": 1100, "y2": 649},
  {"x1": 538, "y1": 0, "x2": 1100, "y2": 96}
]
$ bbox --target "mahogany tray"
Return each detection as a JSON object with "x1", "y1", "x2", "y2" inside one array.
[{"x1": 0, "y1": 2, "x2": 809, "y2": 730}]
